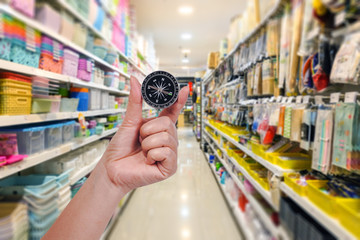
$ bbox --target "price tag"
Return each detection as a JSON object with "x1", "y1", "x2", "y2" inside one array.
[
  {"x1": 315, "y1": 96, "x2": 324, "y2": 105},
  {"x1": 287, "y1": 96, "x2": 295, "y2": 103},
  {"x1": 281, "y1": 97, "x2": 288, "y2": 103},
  {"x1": 296, "y1": 96, "x2": 303, "y2": 104},
  {"x1": 330, "y1": 93, "x2": 341, "y2": 103},
  {"x1": 303, "y1": 96, "x2": 311, "y2": 104},
  {"x1": 276, "y1": 96, "x2": 282, "y2": 103},
  {"x1": 335, "y1": 11, "x2": 346, "y2": 27},
  {"x1": 344, "y1": 92, "x2": 358, "y2": 103}
]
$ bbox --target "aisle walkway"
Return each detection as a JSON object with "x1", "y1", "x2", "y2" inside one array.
[{"x1": 108, "y1": 127, "x2": 242, "y2": 240}]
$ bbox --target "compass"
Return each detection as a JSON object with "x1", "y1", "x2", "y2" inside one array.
[{"x1": 141, "y1": 71, "x2": 179, "y2": 109}]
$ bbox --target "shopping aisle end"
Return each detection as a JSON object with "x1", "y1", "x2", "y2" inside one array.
[{"x1": 107, "y1": 127, "x2": 242, "y2": 240}]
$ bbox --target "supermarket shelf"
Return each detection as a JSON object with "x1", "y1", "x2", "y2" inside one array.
[
  {"x1": 204, "y1": 121, "x2": 292, "y2": 176},
  {"x1": 0, "y1": 60, "x2": 130, "y2": 96},
  {"x1": 0, "y1": 109, "x2": 127, "y2": 127},
  {"x1": 205, "y1": 154, "x2": 254, "y2": 240},
  {"x1": 100, "y1": 189, "x2": 135, "y2": 240},
  {"x1": 57, "y1": 0, "x2": 151, "y2": 75},
  {"x1": 0, "y1": 128, "x2": 118, "y2": 179},
  {"x1": 70, "y1": 156, "x2": 101, "y2": 185},
  {"x1": 203, "y1": 129, "x2": 276, "y2": 208},
  {"x1": 280, "y1": 183, "x2": 357, "y2": 240},
  {"x1": 205, "y1": 136, "x2": 278, "y2": 236},
  {"x1": 202, "y1": 0, "x2": 282, "y2": 84},
  {"x1": 128, "y1": 57, "x2": 148, "y2": 76},
  {"x1": 57, "y1": 0, "x2": 128, "y2": 60},
  {"x1": 0, "y1": 4, "x2": 130, "y2": 78},
  {"x1": 204, "y1": 139, "x2": 280, "y2": 238}
]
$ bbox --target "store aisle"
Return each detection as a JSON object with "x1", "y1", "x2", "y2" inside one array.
[{"x1": 108, "y1": 127, "x2": 242, "y2": 240}]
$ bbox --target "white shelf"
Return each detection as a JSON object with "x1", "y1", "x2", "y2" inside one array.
[
  {"x1": 0, "y1": 4, "x2": 130, "y2": 78},
  {"x1": 202, "y1": 0, "x2": 282, "y2": 83},
  {"x1": 0, "y1": 128, "x2": 118, "y2": 179},
  {"x1": 204, "y1": 121, "x2": 292, "y2": 176},
  {"x1": 0, "y1": 109, "x2": 126, "y2": 127},
  {"x1": 203, "y1": 138, "x2": 280, "y2": 238},
  {"x1": 70, "y1": 156, "x2": 101, "y2": 185},
  {"x1": 0, "y1": 60, "x2": 130, "y2": 96},
  {"x1": 56, "y1": 0, "x2": 151, "y2": 76},
  {"x1": 207, "y1": 160, "x2": 255, "y2": 240},
  {"x1": 280, "y1": 183, "x2": 357, "y2": 240}
]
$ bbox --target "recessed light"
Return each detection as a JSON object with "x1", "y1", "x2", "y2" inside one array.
[
  {"x1": 182, "y1": 58, "x2": 189, "y2": 63},
  {"x1": 181, "y1": 66, "x2": 189, "y2": 70},
  {"x1": 181, "y1": 33, "x2": 192, "y2": 40},
  {"x1": 178, "y1": 6, "x2": 193, "y2": 15}
]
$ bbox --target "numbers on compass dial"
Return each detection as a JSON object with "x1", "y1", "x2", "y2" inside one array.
[{"x1": 141, "y1": 71, "x2": 179, "y2": 109}]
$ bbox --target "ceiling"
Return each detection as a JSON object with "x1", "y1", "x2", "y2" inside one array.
[{"x1": 131, "y1": 0, "x2": 246, "y2": 77}]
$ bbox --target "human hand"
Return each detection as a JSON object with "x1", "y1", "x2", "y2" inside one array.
[{"x1": 101, "y1": 76, "x2": 189, "y2": 193}]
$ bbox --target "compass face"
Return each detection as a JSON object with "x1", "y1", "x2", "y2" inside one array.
[{"x1": 141, "y1": 71, "x2": 179, "y2": 109}]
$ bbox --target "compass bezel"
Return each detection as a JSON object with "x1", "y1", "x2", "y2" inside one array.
[{"x1": 141, "y1": 71, "x2": 180, "y2": 109}]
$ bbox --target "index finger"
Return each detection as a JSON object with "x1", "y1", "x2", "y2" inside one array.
[{"x1": 159, "y1": 86, "x2": 189, "y2": 123}]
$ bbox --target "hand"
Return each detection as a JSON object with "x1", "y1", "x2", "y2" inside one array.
[{"x1": 101, "y1": 76, "x2": 189, "y2": 192}]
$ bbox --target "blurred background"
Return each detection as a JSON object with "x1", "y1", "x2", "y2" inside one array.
[{"x1": 1, "y1": 0, "x2": 360, "y2": 240}]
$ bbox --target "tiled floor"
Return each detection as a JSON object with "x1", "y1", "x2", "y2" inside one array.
[{"x1": 107, "y1": 127, "x2": 242, "y2": 240}]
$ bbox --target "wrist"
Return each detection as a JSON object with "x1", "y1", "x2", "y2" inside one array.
[{"x1": 91, "y1": 160, "x2": 130, "y2": 200}]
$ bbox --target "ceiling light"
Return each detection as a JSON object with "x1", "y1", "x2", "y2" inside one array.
[
  {"x1": 182, "y1": 49, "x2": 191, "y2": 54},
  {"x1": 182, "y1": 58, "x2": 189, "y2": 63},
  {"x1": 181, "y1": 33, "x2": 192, "y2": 40},
  {"x1": 179, "y1": 6, "x2": 193, "y2": 15},
  {"x1": 181, "y1": 66, "x2": 189, "y2": 70},
  {"x1": 181, "y1": 228, "x2": 190, "y2": 238}
]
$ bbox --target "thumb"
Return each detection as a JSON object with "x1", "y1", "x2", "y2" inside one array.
[
  {"x1": 159, "y1": 86, "x2": 189, "y2": 123},
  {"x1": 123, "y1": 76, "x2": 143, "y2": 125}
]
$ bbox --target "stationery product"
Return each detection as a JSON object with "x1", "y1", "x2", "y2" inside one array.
[
  {"x1": 332, "y1": 103, "x2": 360, "y2": 171},
  {"x1": 330, "y1": 32, "x2": 360, "y2": 84},
  {"x1": 312, "y1": 106, "x2": 334, "y2": 174}
]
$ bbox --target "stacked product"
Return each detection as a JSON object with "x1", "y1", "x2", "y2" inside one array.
[
  {"x1": 0, "y1": 202, "x2": 29, "y2": 240},
  {"x1": 0, "y1": 13, "x2": 14, "y2": 61},
  {"x1": 0, "y1": 175, "x2": 62, "y2": 240},
  {"x1": 0, "y1": 72, "x2": 32, "y2": 115},
  {"x1": 70, "y1": 87, "x2": 89, "y2": 111},
  {"x1": 92, "y1": 38, "x2": 108, "y2": 59},
  {"x1": 38, "y1": 36, "x2": 64, "y2": 74},
  {"x1": 31, "y1": 76, "x2": 61, "y2": 114},
  {"x1": 10, "y1": 17, "x2": 41, "y2": 68},
  {"x1": 77, "y1": 58, "x2": 93, "y2": 82},
  {"x1": 62, "y1": 48, "x2": 80, "y2": 78},
  {"x1": 35, "y1": 3, "x2": 62, "y2": 33},
  {"x1": 0, "y1": 120, "x2": 76, "y2": 156}
]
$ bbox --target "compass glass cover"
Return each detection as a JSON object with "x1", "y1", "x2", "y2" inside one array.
[{"x1": 141, "y1": 71, "x2": 179, "y2": 109}]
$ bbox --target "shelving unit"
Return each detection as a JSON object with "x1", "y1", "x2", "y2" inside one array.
[
  {"x1": 0, "y1": 60, "x2": 130, "y2": 96},
  {"x1": 280, "y1": 183, "x2": 357, "y2": 240},
  {"x1": 0, "y1": 128, "x2": 118, "y2": 179},
  {"x1": 0, "y1": 4, "x2": 131, "y2": 77},
  {"x1": 204, "y1": 121, "x2": 292, "y2": 176},
  {"x1": 203, "y1": 137, "x2": 281, "y2": 239},
  {"x1": 202, "y1": 0, "x2": 283, "y2": 85},
  {"x1": 70, "y1": 156, "x2": 101, "y2": 185},
  {"x1": 205, "y1": 153, "x2": 255, "y2": 240},
  {"x1": 56, "y1": 0, "x2": 151, "y2": 76},
  {"x1": 0, "y1": 109, "x2": 126, "y2": 127}
]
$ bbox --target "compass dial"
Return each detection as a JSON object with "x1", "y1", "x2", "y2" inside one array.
[{"x1": 141, "y1": 71, "x2": 179, "y2": 109}]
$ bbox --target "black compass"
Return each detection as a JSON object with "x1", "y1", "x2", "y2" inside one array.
[{"x1": 141, "y1": 71, "x2": 179, "y2": 109}]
